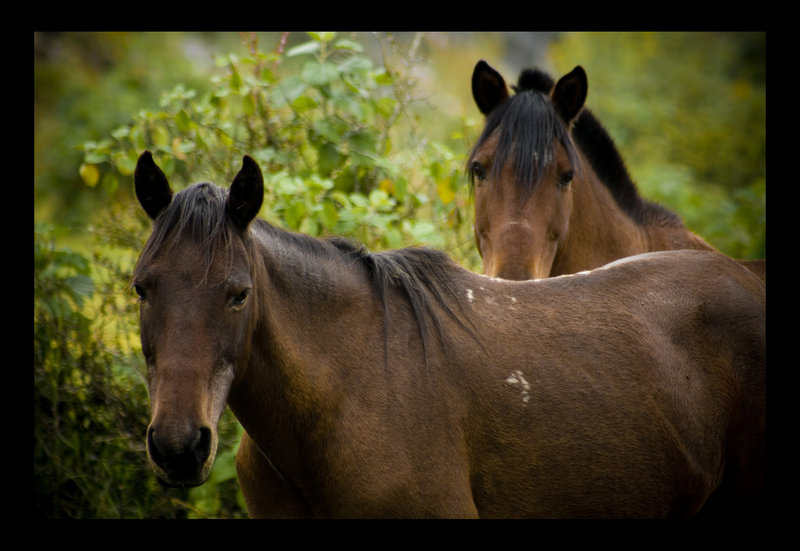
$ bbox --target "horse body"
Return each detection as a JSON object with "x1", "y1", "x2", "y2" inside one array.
[
  {"x1": 133, "y1": 152, "x2": 764, "y2": 518},
  {"x1": 232, "y1": 233, "x2": 764, "y2": 518},
  {"x1": 469, "y1": 60, "x2": 765, "y2": 282}
]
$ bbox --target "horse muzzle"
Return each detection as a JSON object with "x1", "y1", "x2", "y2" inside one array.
[
  {"x1": 485, "y1": 222, "x2": 555, "y2": 281},
  {"x1": 146, "y1": 423, "x2": 216, "y2": 488}
]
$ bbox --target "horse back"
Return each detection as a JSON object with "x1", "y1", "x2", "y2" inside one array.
[
  {"x1": 455, "y1": 250, "x2": 764, "y2": 517},
  {"x1": 577, "y1": 250, "x2": 766, "y2": 516}
]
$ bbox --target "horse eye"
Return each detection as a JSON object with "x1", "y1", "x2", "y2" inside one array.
[
  {"x1": 231, "y1": 289, "x2": 250, "y2": 309},
  {"x1": 470, "y1": 161, "x2": 487, "y2": 182},
  {"x1": 559, "y1": 170, "x2": 574, "y2": 187},
  {"x1": 133, "y1": 283, "x2": 147, "y2": 301}
]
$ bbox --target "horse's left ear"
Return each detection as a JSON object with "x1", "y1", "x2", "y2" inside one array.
[
  {"x1": 134, "y1": 151, "x2": 173, "y2": 220},
  {"x1": 226, "y1": 155, "x2": 264, "y2": 231},
  {"x1": 551, "y1": 66, "x2": 588, "y2": 124}
]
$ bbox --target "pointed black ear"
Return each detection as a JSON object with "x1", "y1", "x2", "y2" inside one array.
[
  {"x1": 551, "y1": 66, "x2": 588, "y2": 124},
  {"x1": 134, "y1": 151, "x2": 173, "y2": 220},
  {"x1": 472, "y1": 60, "x2": 509, "y2": 115},
  {"x1": 226, "y1": 155, "x2": 264, "y2": 231}
]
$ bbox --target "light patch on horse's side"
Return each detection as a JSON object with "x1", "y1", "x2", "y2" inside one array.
[
  {"x1": 543, "y1": 269, "x2": 593, "y2": 282},
  {"x1": 505, "y1": 369, "x2": 531, "y2": 404},
  {"x1": 466, "y1": 288, "x2": 474, "y2": 303},
  {"x1": 476, "y1": 273, "x2": 511, "y2": 283}
]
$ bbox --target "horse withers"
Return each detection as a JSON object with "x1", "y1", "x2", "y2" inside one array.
[
  {"x1": 469, "y1": 60, "x2": 765, "y2": 282},
  {"x1": 132, "y1": 151, "x2": 765, "y2": 517}
]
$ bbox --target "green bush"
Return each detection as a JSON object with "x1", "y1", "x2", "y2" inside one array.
[
  {"x1": 79, "y1": 32, "x2": 476, "y2": 259},
  {"x1": 34, "y1": 223, "x2": 168, "y2": 518}
]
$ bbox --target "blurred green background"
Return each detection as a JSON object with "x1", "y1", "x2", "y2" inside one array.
[{"x1": 34, "y1": 32, "x2": 765, "y2": 518}]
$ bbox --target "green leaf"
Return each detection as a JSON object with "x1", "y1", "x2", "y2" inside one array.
[
  {"x1": 79, "y1": 163, "x2": 100, "y2": 187},
  {"x1": 334, "y1": 38, "x2": 364, "y2": 53},
  {"x1": 242, "y1": 93, "x2": 256, "y2": 116},
  {"x1": 307, "y1": 32, "x2": 336, "y2": 43},
  {"x1": 65, "y1": 274, "x2": 94, "y2": 299},
  {"x1": 115, "y1": 154, "x2": 136, "y2": 176},
  {"x1": 317, "y1": 142, "x2": 343, "y2": 176},
  {"x1": 313, "y1": 119, "x2": 341, "y2": 143},
  {"x1": 337, "y1": 56, "x2": 372, "y2": 74},
  {"x1": 373, "y1": 68, "x2": 394, "y2": 86},
  {"x1": 175, "y1": 109, "x2": 194, "y2": 132},
  {"x1": 229, "y1": 67, "x2": 243, "y2": 92},
  {"x1": 291, "y1": 95, "x2": 317, "y2": 113},
  {"x1": 302, "y1": 61, "x2": 339, "y2": 87},
  {"x1": 101, "y1": 172, "x2": 119, "y2": 195},
  {"x1": 334, "y1": 96, "x2": 365, "y2": 121},
  {"x1": 287, "y1": 40, "x2": 320, "y2": 57},
  {"x1": 376, "y1": 96, "x2": 398, "y2": 119},
  {"x1": 319, "y1": 200, "x2": 339, "y2": 229},
  {"x1": 274, "y1": 77, "x2": 307, "y2": 103},
  {"x1": 110, "y1": 126, "x2": 130, "y2": 140}
]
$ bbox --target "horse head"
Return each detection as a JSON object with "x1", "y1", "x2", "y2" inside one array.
[
  {"x1": 469, "y1": 61, "x2": 586, "y2": 280},
  {"x1": 132, "y1": 151, "x2": 263, "y2": 487}
]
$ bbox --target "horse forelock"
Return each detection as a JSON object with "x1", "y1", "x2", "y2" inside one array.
[
  {"x1": 468, "y1": 90, "x2": 580, "y2": 196},
  {"x1": 134, "y1": 182, "x2": 239, "y2": 285}
]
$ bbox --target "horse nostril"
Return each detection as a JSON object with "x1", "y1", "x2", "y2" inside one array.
[
  {"x1": 194, "y1": 427, "x2": 212, "y2": 465},
  {"x1": 147, "y1": 425, "x2": 163, "y2": 465}
]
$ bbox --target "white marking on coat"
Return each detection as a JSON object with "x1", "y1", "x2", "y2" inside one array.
[{"x1": 505, "y1": 370, "x2": 531, "y2": 404}]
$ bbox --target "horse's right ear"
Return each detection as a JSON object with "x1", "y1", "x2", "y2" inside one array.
[
  {"x1": 472, "y1": 60, "x2": 509, "y2": 115},
  {"x1": 551, "y1": 66, "x2": 588, "y2": 124},
  {"x1": 134, "y1": 151, "x2": 173, "y2": 220}
]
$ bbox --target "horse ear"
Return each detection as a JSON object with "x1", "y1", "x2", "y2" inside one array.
[
  {"x1": 226, "y1": 155, "x2": 264, "y2": 231},
  {"x1": 472, "y1": 60, "x2": 509, "y2": 115},
  {"x1": 134, "y1": 151, "x2": 173, "y2": 220},
  {"x1": 551, "y1": 66, "x2": 588, "y2": 124}
]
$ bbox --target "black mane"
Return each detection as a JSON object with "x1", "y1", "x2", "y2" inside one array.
[
  {"x1": 257, "y1": 224, "x2": 477, "y2": 364},
  {"x1": 567, "y1": 97, "x2": 680, "y2": 227}
]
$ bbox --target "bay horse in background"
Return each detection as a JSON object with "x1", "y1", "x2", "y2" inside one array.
[
  {"x1": 132, "y1": 151, "x2": 765, "y2": 518},
  {"x1": 469, "y1": 60, "x2": 766, "y2": 282}
]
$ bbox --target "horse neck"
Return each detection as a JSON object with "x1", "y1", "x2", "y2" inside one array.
[
  {"x1": 553, "y1": 152, "x2": 716, "y2": 276},
  {"x1": 227, "y1": 223, "x2": 385, "y2": 457},
  {"x1": 552, "y1": 155, "x2": 650, "y2": 275}
]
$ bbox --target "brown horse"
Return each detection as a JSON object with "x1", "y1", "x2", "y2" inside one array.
[
  {"x1": 469, "y1": 60, "x2": 766, "y2": 281},
  {"x1": 132, "y1": 151, "x2": 765, "y2": 518}
]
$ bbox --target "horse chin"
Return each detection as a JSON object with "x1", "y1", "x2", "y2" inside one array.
[
  {"x1": 155, "y1": 474, "x2": 207, "y2": 489},
  {"x1": 151, "y1": 460, "x2": 214, "y2": 489}
]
